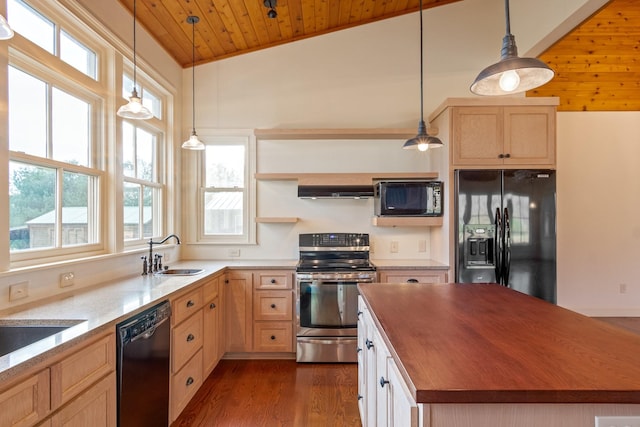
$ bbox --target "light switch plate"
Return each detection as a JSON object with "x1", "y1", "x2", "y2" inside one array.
[{"x1": 595, "y1": 416, "x2": 640, "y2": 427}]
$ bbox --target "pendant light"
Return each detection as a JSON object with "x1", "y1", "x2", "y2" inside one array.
[
  {"x1": 470, "y1": 0, "x2": 554, "y2": 96},
  {"x1": 182, "y1": 16, "x2": 205, "y2": 150},
  {"x1": 403, "y1": 0, "x2": 442, "y2": 152},
  {"x1": 117, "y1": 0, "x2": 153, "y2": 120},
  {"x1": 0, "y1": 14, "x2": 14, "y2": 40}
]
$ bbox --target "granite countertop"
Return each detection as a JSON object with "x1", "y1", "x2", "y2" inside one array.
[
  {"x1": 358, "y1": 282, "x2": 640, "y2": 404},
  {"x1": 0, "y1": 259, "x2": 297, "y2": 383}
]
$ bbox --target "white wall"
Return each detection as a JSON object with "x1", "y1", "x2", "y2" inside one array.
[{"x1": 557, "y1": 113, "x2": 640, "y2": 315}]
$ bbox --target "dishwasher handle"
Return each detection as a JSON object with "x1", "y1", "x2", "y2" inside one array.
[{"x1": 130, "y1": 315, "x2": 169, "y2": 343}]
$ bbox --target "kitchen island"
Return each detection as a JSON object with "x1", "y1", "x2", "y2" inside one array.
[{"x1": 357, "y1": 283, "x2": 640, "y2": 427}]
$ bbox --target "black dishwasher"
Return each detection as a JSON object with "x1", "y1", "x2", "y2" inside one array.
[{"x1": 116, "y1": 300, "x2": 171, "y2": 427}]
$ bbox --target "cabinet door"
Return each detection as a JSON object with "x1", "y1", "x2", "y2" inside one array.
[
  {"x1": 387, "y1": 358, "x2": 418, "y2": 427},
  {"x1": 49, "y1": 372, "x2": 116, "y2": 427},
  {"x1": 356, "y1": 298, "x2": 368, "y2": 425},
  {"x1": 170, "y1": 350, "x2": 203, "y2": 422},
  {"x1": 452, "y1": 107, "x2": 503, "y2": 166},
  {"x1": 375, "y1": 328, "x2": 391, "y2": 427},
  {"x1": 0, "y1": 369, "x2": 50, "y2": 427},
  {"x1": 363, "y1": 310, "x2": 378, "y2": 426},
  {"x1": 203, "y1": 296, "x2": 220, "y2": 376},
  {"x1": 504, "y1": 106, "x2": 555, "y2": 166},
  {"x1": 224, "y1": 271, "x2": 253, "y2": 352}
]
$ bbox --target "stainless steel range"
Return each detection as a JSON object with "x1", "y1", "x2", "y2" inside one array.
[{"x1": 296, "y1": 233, "x2": 376, "y2": 363}]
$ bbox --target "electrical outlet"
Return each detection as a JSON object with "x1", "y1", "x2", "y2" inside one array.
[
  {"x1": 9, "y1": 281, "x2": 29, "y2": 301},
  {"x1": 390, "y1": 241, "x2": 399, "y2": 253},
  {"x1": 619, "y1": 283, "x2": 627, "y2": 294},
  {"x1": 228, "y1": 248, "x2": 240, "y2": 257},
  {"x1": 370, "y1": 241, "x2": 375, "y2": 254},
  {"x1": 595, "y1": 415, "x2": 640, "y2": 427},
  {"x1": 418, "y1": 240, "x2": 427, "y2": 253},
  {"x1": 59, "y1": 272, "x2": 75, "y2": 288}
]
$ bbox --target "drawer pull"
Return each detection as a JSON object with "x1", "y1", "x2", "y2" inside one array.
[
  {"x1": 270, "y1": 279, "x2": 276, "y2": 284},
  {"x1": 186, "y1": 300, "x2": 195, "y2": 308},
  {"x1": 380, "y1": 376, "x2": 389, "y2": 388},
  {"x1": 186, "y1": 377, "x2": 194, "y2": 386},
  {"x1": 407, "y1": 278, "x2": 419, "y2": 283},
  {"x1": 365, "y1": 339, "x2": 374, "y2": 350},
  {"x1": 186, "y1": 333, "x2": 195, "y2": 342},
  {"x1": 270, "y1": 335, "x2": 276, "y2": 340},
  {"x1": 270, "y1": 303, "x2": 276, "y2": 309},
  {"x1": 210, "y1": 303, "x2": 216, "y2": 309}
]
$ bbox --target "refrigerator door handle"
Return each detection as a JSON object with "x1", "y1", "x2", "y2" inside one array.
[
  {"x1": 503, "y1": 207, "x2": 511, "y2": 287},
  {"x1": 494, "y1": 207, "x2": 502, "y2": 285}
]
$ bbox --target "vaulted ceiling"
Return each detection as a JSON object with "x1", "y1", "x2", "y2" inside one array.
[
  {"x1": 116, "y1": 0, "x2": 461, "y2": 67},
  {"x1": 117, "y1": 0, "x2": 638, "y2": 112}
]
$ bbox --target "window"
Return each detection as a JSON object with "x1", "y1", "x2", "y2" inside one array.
[
  {"x1": 8, "y1": 64, "x2": 101, "y2": 254},
  {"x1": 8, "y1": 0, "x2": 98, "y2": 80},
  {"x1": 199, "y1": 132, "x2": 256, "y2": 244},
  {"x1": 123, "y1": 74, "x2": 162, "y2": 119},
  {"x1": 122, "y1": 122, "x2": 163, "y2": 242}
]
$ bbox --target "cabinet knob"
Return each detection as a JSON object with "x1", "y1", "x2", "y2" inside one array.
[
  {"x1": 357, "y1": 347, "x2": 362, "y2": 353},
  {"x1": 270, "y1": 335, "x2": 276, "y2": 340},
  {"x1": 365, "y1": 339, "x2": 374, "y2": 350},
  {"x1": 379, "y1": 376, "x2": 389, "y2": 388},
  {"x1": 186, "y1": 300, "x2": 195, "y2": 308},
  {"x1": 358, "y1": 394, "x2": 363, "y2": 400},
  {"x1": 504, "y1": 153, "x2": 511, "y2": 158},
  {"x1": 186, "y1": 377, "x2": 194, "y2": 386},
  {"x1": 270, "y1": 303, "x2": 276, "y2": 309},
  {"x1": 270, "y1": 279, "x2": 276, "y2": 284},
  {"x1": 210, "y1": 302, "x2": 216, "y2": 309},
  {"x1": 357, "y1": 310, "x2": 363, "y2": 317},
  {"x1": 186, "y1": 333, "x2": 195, "y2": 342},
  {"x1": 498, "y1": 153, "x2": 504, "y2": 159}
]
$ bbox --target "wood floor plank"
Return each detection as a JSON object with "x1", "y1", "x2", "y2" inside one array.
[{"x1": 172, "y1": 360, "x2": 361, "y2": 427}]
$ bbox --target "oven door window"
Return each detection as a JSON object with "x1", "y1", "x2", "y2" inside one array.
[{"x1": 299, "y1": 280, "x2": 359, "y2": 328}]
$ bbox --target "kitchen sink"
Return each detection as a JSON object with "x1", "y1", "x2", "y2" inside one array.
[
  {"x1": 0, "y1": 323, "x2": 77, "y2": 357},
  {"x1": 156, "y1": 268, "x2": 204, "y2": 276}
]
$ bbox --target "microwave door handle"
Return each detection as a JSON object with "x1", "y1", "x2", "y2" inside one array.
[
  {"x1": 494, "y1": 207, "x2": 502, "y2": 285},
  {"x1": 503, "y1": 208, "x2": 511, "y2": 288}
]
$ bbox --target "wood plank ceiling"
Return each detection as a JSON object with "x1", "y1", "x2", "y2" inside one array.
[
  {"x1": 528, "y1": 0, "x2": 640, "y2": 111},
  {"x1": 117, "y1": 0, "x2": 461, "y2": 68}
]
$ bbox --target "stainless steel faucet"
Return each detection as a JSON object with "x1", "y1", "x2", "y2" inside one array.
[{"x1": 145, "y1": 234, "x2": 181, "y2": 274}]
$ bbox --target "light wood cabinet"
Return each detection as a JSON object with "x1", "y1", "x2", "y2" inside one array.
[
  {"x1": 171, "y1": 309, "x2": 203, "y2": 372},
  {"x1": 203, "y1": 274, "x2": 223, "y2": 376},
  {"x1": 224, "y1": 271, "x2": 253, "y2": 353},
  {"x1": 252, "y1": 270, "x2": 294, "y2": 353},
  {"x1": 0, "y1": 369, "x2": 50, "y2": 427},
  {"x1": 378, "y1": 268, "x2": 448, "y2": 284},
  {"x1": 48, "y1": 372, "x2": 116, "y2": 427},
  {"x1": 451, "y1": 105, "x2": 556, "y2": 168},
  {"x1": 170, "y1": 349, "x2": 203, "y2": 420}
]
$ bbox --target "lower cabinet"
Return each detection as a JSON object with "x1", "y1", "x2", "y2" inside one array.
[
  {"x1": 358, "y1": 296, "x2": 418, "y2": 427},
  {"x1": 0, "y1": 332, "x2": 116, "y2": 427},
  {"x1": 378, "y1": 268, "x2": 448, "y2": 284}
]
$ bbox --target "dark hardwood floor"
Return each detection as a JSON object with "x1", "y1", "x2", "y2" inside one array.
[{"x1": 172, "y1": 359, "x2": 362, "y2": 427}]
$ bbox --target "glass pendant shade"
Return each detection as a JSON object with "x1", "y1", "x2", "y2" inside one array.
[
  {"x1": 182, "y1": 131, "x2": 204, "y2": 150},
  {"x1": 470, "y1": 1, "x2": 554, "y2": 96},
  {"x1": 117, "y1": 88, "x2": 153, "y2": 119},
  {"x1": 403, "y1": 0, "x2": 442, "y2": 151},
  {"x1": 0, "y1": 14, "x2": 14, "y2": 40}
]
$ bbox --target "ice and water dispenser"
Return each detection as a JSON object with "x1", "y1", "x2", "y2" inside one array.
[{"x1": 463, "y1": 224, "x2": 495, "y2": 268}]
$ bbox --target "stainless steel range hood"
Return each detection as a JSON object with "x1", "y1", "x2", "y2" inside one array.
[{"x1": 297, "y1": 185, "x2": 374, "y2": 199}]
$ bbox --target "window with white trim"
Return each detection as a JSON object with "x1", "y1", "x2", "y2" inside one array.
[{"x1": 199, "y1": 132, "x2": 256, "y2": 244}]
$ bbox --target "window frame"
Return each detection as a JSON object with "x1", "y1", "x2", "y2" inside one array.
[{"x1": 195, "y1": 129, "x2": 257, "y2": 245}]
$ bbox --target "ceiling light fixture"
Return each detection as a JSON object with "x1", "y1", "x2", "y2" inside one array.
[
  {"x1": 470, "y1": 0, "x2": 554, "y2": 96},
  {"x1": 117, "y1": 0, "x2": 153, "y2": 120},
  {"x1": 403, "y1": 0, "x2": 442, "y2": 152},
  {"x1": 182, "y1": 16, "x2": 205, "y2": 151},
  {"x1": 0, "y1": 14, "x2": 14, "y2": 40},
  {"x1": 264, "y1": 0, "x2": 277, "y2": 19}
]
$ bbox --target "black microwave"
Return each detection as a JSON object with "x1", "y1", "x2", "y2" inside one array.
[{"x1": 374, "y1": 181, "x2": 443, "y2": 216}]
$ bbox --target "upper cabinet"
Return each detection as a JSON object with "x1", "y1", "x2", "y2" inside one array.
[{"x1": 430, "y1": 97, "x2": 559, "y2": 169}]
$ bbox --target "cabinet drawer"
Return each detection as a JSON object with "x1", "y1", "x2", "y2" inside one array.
[
  {"x1": 171, "y1": 350, "x2": 203, "y2": 422},
  {"x1": 49, "y1": 372, "x2": 116, "y2": 427},
  {"x1": 50, "y1": 333, "x2": 115, "y2": 410},
  {"x1": 203, "y1": 276, "x2": 220, "y2": 302},
  {"x1": 380, "y1": 272, "x2": 447, "y2": 284},
  {"x1": 255, "y1": 271, "x2": 293, "y2": 290},
  {"x1": 172, "y1": 287, "x2": 203, "y2": 326},
  {"x1": 0, "y1": 369, "x2": 50, "y2": 427},
  {"x1": 253, "y1": 322, "x2": 293, "y2": 352},
  {"x1": 172, "y1": 309, "x2": 203, "y2": 373},
  {"x1": 253, "y1": 291, "x2": 292, "y2": 321}
]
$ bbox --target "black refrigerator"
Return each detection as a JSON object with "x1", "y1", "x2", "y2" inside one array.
[{"x1": 454, "y1": 170, "x2": 556, "y2": 303}]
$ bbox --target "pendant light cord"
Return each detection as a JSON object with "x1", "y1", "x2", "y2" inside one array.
[
  {"x1": 132, "y1": 0, "x2": 137, "y2": 92},
  {"x1": 504, "y1": 0, "x2": 511, "y2": 36},
  {"x1": 419, "y1": 0, "x2": 424, "y2": 122},
  {"x1": 191, "y1": 19, "x2": 196, "y2": 133}
]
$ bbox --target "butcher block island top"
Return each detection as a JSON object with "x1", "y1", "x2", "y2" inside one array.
[{"x1": 358, "y1": 282, "x2": 640, "y2": 405}]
